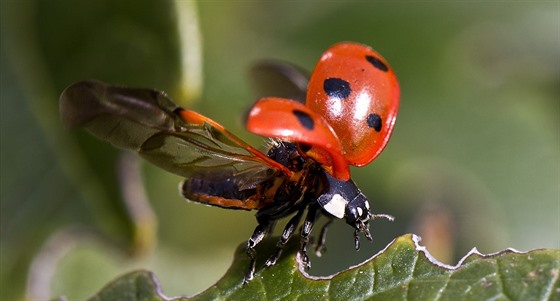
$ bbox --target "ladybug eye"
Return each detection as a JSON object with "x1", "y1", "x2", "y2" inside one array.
[
  {"x1": 365, "y1": 55, "x2": 389, "y2": 72},
  {"x1": 323, "y1": 78, "x2": 351, "y2": 99},
  {"x1": 366, "y1": 113, "x2": 382, "y2": 132}
]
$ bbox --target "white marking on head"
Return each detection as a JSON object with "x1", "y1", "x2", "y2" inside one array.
[
  {"x1": 323, "y1": 194, "x2": 348, "y2": 219},
  {"x1": 357, "y1": 207, "x2": 363, "y2": 217}
]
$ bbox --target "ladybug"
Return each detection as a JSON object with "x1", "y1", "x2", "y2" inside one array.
[{"x1": 59, "y1": 42, "x2": 400, "y2": 284}]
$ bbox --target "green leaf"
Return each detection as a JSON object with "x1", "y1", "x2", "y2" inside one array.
[
  {"x1": 87, "y1": 271, "x2": 173, "y2": 301},
  {"x1": 88, "y1": 234, "x2": 560, "y2": 301}
]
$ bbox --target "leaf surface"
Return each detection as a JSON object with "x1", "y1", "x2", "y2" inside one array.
[{"x1": 88, "y1": 234, "x2": 560, "y2": 301}]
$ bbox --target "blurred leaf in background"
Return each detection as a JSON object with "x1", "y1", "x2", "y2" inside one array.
[
  {"x1": 1, "y1": 0, "x2": 188, "y2": 299},
  {"x1": 1, "y1": 1, "x2": 558, "y2": 300}
]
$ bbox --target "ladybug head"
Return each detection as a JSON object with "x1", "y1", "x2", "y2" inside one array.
[
  {"x1": 344, "y1": 192, "x2": 372, "y2": 238},
  {"x1": 317, "y1": 173, "x2": 373, "y2": 240}
]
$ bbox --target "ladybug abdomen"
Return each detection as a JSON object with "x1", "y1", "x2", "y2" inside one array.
[{"x1": 181, "y1": 176, "x2": 260, "y2": 210}]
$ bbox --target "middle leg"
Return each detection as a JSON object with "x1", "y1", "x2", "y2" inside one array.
[{"x1": 264, "y1": 208, "x2": 306, "y2": 267}]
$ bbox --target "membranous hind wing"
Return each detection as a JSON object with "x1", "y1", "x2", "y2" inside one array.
[
  {"x1": 60, "y1": 80, "x2": 292, "y2": 210},
  {"x1": 249, "y1": 60, "x2": 309, "y2": 104}
]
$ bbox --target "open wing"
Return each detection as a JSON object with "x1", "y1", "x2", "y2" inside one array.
[
  {"x1": 60, "y1": 80, "x2": 292, "y2": 189},
  {"x1": 249, "y1": 60, "x2": 309, "y2": 103}
]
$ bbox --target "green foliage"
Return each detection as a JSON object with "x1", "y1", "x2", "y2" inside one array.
[
  {"x1": 88, "y1": 235, "x2": 560, "y2": 301},
  {"x1": 88, "y1": 271, "x2": 167, "y2": 301},
  {"x1": 1, "y1": 0, "x2": 558, "y2": 300},
  {"x1": 0, "y1": 1, "x2": 183, "y2": 299}
]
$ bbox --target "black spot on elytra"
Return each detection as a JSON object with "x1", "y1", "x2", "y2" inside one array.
[
  {"x1": 366, "y1": 55, "x2": 389, "y2": 72},
  {"x1": 324, "y1": 78, "x2": 351, "y2": 99},
  {"x1": 293, "y1": 110, "x2": 314, "y2": 130},
  {"x1": 367, "y1": 113, "x2": 382, "y2": 132}
]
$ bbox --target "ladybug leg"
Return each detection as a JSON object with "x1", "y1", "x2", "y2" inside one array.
[
  {"x1": 264, "y1": 208, "x2": 305, "y2": 267},
  {"x1": 315, "y1": 218, "x2": 333, "y2": 257},
  {"x1": 299, "y1": 203, "x2": 321, "y2": 269},
  {"x1": 353, "y1": 228, "x2": 362, "y2": 251},
  {"x1": 244, "y1": 219, "x2": 274, "y2": 285}
]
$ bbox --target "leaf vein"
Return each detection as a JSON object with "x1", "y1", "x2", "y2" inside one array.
[
  {"x1": 366, "y1": 262, "x2": 375, "y2": 296},
  {"x1": 543, "y1": 267, "x2": 559, "y2": 301},
  {"x1": 432, "y1": 273, "x2": 451, "y2": 301},
  {"x1": 496, "y1": 259, "x2": 511, "y2": 300}
]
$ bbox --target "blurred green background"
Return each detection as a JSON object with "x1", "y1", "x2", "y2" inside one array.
[{"x1": 1, "y1": 1, "x2": 558, "y2": 300}]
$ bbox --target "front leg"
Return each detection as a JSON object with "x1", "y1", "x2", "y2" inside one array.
[
  {"x1": 315, "y1": 218, "x2": 333, "y2": 257},
  {"x1": 244, "y1": 220, "x2": 274, "y2": 285}
]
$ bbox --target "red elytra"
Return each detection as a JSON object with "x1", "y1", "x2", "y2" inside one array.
[
  {"x1": 247, "y1": 42, "x2": 400, "y2": 180},
  {"x1": 246, "y1": 97, "x2": 349, "y2": 180},
  {"x1": 306, "y1": 42, "x2": 400, "y2": 167}
]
